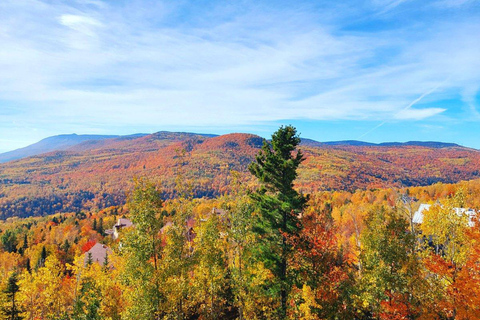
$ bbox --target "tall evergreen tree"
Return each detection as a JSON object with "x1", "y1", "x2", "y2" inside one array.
[
  {"x1": 86, "y1": 252, "x2": 93, "y2": 266},
  {"x1": 22, "y1": 234, "x2": 28, "y2": 252},
  {"x1": 248, "y1": 125, "x2": 307, "y2": 318},
  {"x1": 98, "y1": 218, "x2": 104, "y2": 235},
  {"x1": 37, "y1": 246, "x2": 47, "y2": 269},
  {"x1": 3, "y1": 272, "x2": 21, "y2": 320}
]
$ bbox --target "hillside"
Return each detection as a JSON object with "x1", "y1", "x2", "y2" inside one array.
[
  {"x1": 0, "y1": 134, "x2": 123, "y2": 163},
  {"x1": 0, "y1": 132, "x2": 479, "y2": 219}
]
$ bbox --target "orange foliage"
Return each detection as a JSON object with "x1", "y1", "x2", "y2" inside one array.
[{"x1": 81, "y1": 239, "x2": 96, "y2": 253}]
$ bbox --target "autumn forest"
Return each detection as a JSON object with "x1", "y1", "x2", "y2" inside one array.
[{"x1": 0, "y1": 126, "x2": 480, "y2": 319}]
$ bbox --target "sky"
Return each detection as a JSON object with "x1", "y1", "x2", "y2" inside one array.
[{"x1": 0, "y1": 0, "x2": 479, "y2": 153}]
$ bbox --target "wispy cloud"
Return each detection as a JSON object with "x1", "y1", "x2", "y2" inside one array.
[
  {"x1": 59, "y1": 14, "x2": 102, "y2": 35},
  {"x1": 0, "y1": 0, "x2": 479, "y2": 151}
]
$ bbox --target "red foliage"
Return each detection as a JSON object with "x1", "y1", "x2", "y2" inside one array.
[{"x1": 81, "y1": 240, "x2": 96, "y2": 253}]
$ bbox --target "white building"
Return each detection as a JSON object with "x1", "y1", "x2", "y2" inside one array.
[
  {"x1": 105, "y1": 218, "x2": 133, "y2": 240},
  {"x1": 412, "y1": 203, "x2": 476, "y2": 227}
]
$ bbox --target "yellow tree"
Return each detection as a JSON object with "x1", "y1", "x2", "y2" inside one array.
[
  {"x1": 191, "y1": 213, "x2": 232, "y2": 319},
  {"x1": 121, "y1": 179, "x2": 164, "y2": 320},
  {"x1": 225, "y1": 174, "x2": 276, "y2": 319},
  {"x1": 157, "y1": 217, "x2": 195, "y2": 318},
  {"x1": 69, "y1": 254, "x2": 124, "y2": 320},
  {"x1": 18, "y1": 255, "x2": 74, "y2": 319}
]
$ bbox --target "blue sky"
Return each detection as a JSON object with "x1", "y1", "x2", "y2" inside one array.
[{"x1": 0, "y1": 0, "x2": 479, "y2": 152}]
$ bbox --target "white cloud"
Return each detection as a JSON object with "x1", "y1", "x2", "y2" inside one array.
[
  {"x1": 0, "y1": 0, "x2": 479, "y2": 150},
  {"x1": 394, "y1": 108, "x2": 446, "y2": 120},
  {"x1": 59, "y1": 14, "x2": 102, "y2": 35}
]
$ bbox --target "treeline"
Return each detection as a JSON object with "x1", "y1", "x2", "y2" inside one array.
[
  {"x1": 0, "y1": 186, "x2": 234, "y2": 219},
  {"x1": 0, "y1": 191, "x2": 124, "y2": 219}
]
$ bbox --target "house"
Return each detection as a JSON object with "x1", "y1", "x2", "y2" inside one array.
[
  {"x1": 105, "y1": 218, "x2": 133, "y2": 240},
  {"x1": 412, "y1": 203, "x2": 476, "y2": 227},
  {"x1": 84, "y1": 243, "x2": 112, "y2": 266},
  {"x1": 212, "y1": 207, "x2": 226, "y2": 216},
  {"x1": 160, "y1": 207, "x2": 228, "y2": 243}
]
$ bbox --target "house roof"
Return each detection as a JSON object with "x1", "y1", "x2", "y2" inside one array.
[
  {"x1": 412, "y1": 204, "x2": 432, "y2": 224},
  {"x1": 84, "y1": 243, "x2": 112, "y2": 265},
  {"x1": 114, "y1": 218, "x2": 133, "y2": 229},
  {"x1": 160, "y1": 221, "x2": 173, "y2": 234},
  {"x1": 212, "y1": 208, "x2": 226, "y2": 216}
]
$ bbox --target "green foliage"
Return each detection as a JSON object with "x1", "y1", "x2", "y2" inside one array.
[
  {"x1": 73, "y1": 274, "x2": 101, "y2": 320},
  {"x1": 226, "y1": 193, "x2": 276, "y2": 319},
  {"x1": 121, "y1": 179, "x2": 164, "y2": 320},
  {"x1": 1, "y1": 231, "x2": 17, "y2": 254},
  {"x1": 420, "y1": 189, "x2": 470, "y2": 264},
  {"x1": 2, "y1": 272, "x2": 22, "y2": 320},
  {"x1": 357, "y1": 206, "x2": 423, "y2": 318},
  {"x1": 191, "y1": 213, "x2": 233, "y2": 319},
  {"x1": 248, "y1": 125, "x2": 307, "y2": 319}
]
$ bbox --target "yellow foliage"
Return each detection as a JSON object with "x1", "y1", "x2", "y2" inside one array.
[{"x1": 18, "y1": 255, "x2": 74, "y2": 319}]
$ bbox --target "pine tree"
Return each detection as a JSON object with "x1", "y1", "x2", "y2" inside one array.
[
  {"x1": 86, "y1": 252, "x2": 93, "y2": 266},
  {"x1": 98, "y1": 218, "x2": 104, "y2": 235},
  {"x1": 1, "y1": 230, "x2": 17, "y2": 253},
  {"x1": 62, "y1": 239, "x2": 71, "y2": 253},
  {"x1": 22, "y1": 234, "x2": 28, "y2": 252},
  {"x1": 3, "y1": 272, "x2": 22, "y2": 320},
  {"x1": 37, "y1": 246, "x2": 47, "y2": 269},
  {"x1": 103, "y1": 252, "x2": 109, "y2": 269},
  {"x1": 25, "y1": 258, "x2": 31, "y2": 274},
  {"x1": 248, "y1": 125, "x2": 307, "y2": 319}
]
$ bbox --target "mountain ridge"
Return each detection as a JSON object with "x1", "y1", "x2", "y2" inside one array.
[
  {"x1": 0, "y1": 134, "x2": 121, "y2": 163},
  {"x1": 1, "y1": 131, "x2": 480, "y2": 219},
  {"x1": 1, "y1": 132, "x2": 473, "y2": 164}
]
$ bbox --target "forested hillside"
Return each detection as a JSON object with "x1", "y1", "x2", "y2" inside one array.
[
  {"x1": 1, "y1": 131, "x2": 479, "y2": 219},
  {"x1": 1, "y1": 170, "x2": 480, "y2": 318},
  {"x1": 1, "y1": 126, "x2": 480, "y2": 319}
]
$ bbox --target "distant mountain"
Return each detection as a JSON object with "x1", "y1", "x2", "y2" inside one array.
[
  {"x1": 299, "y1": 138, "x2": 324, "y2": 147},
  {"x1": 323, "y1": 140, "x2": 377, "y2": 147},
  {"x1": 378, "y1": 141, "x2": 461, "y2": 148},
  {"x1": 0, "y1": 132, "x2": 219, "y2": 163},
  {"x1": 301, "y1": 139, "x2": 462, "y2": 148},
  {"x1": 2, "y1": 134, "x2": 465, "y2": 164},
  {"x1": 0, "y1": 134, "x2": 120, "y2": 163},
  {"x1": 1, "y1": 131, "x2": 479, "y2": 219}
]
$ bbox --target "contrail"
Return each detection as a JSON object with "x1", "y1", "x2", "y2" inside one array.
[{"x1": 358, "y1": 78, "x2": 450, "y2": 140}]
